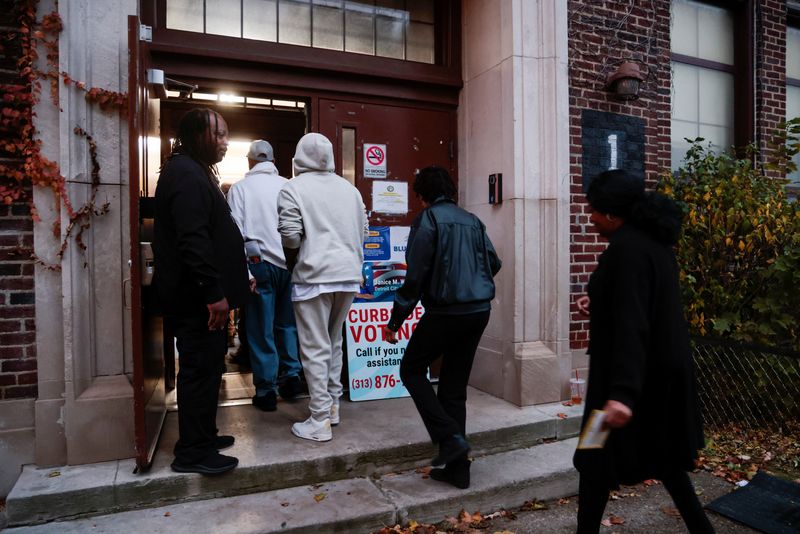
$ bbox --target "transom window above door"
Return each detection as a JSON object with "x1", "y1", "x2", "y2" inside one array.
[{"x1": 165, "y1": 0, "x2": 435, "y2": 64}]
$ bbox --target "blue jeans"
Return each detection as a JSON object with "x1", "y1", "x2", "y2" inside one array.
[{"x1": 246, "y1": 262, "x2": 301, "y2": 397}]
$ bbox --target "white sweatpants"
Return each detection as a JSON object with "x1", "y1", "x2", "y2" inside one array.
[{"x1": 293, "y1": 291, "x2": 355, "y2": 421}]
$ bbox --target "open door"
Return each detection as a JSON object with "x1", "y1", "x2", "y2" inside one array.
[{"x1": 128, "y1": 15, "x2": 166, "y2": 472}]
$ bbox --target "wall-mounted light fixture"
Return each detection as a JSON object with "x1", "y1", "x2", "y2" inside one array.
[
  {"x1": 146, "y1": 69, "x2": 167, "y2": 100},
  {"x1": 606, "y1": 62, "x2": 644, "y2": 101}
]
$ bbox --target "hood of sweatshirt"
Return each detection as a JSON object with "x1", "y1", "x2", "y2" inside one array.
[
  {"x1": 244, "y1": 160, "x2": 279, "y2": 178},
  {"x1": 292, "y1": 133, "x2": 335, "y2": 177}
]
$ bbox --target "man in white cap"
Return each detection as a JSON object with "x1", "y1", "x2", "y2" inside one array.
[
  {"x1": 278, "y1": 133, "x2": 368, "y2": 441},
  {"x1": 228, "y1": 140, "x2": 303, "y2": 411}
]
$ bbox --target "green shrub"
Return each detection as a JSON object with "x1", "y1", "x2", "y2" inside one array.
[{"x1": 659, "y1": 119, "x2": 800, "y2": 352}]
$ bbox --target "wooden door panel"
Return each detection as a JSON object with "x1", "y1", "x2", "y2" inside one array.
[{"x1": 319, "y1": 99, "x2": 456, "y2": 226}]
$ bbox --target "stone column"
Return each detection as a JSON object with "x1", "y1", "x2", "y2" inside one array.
[
  {"x1": 33, "y1": 0, "x2": 137, "y2": 465},
  {"x1": 459, "y1": 0, "x2": 571, "y2": 405}
]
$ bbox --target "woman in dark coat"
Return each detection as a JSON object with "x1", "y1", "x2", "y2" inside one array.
[{"x1": 573, "y1": 170, "x2": 713, "y2": 533}]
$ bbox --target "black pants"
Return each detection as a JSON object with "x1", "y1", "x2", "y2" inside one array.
[
  {"x1": 577, "y1": 470, "x2": 715, "y2": 533},
  {"x1": 399, "y1": 311, "x2": 490, "y2": 443},
  {"x1": 171, "y1": 311, "x2": 227, "y2": 464}
]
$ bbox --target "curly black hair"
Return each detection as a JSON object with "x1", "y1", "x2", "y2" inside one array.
[
  {"x1": 169, "y1": 108, "x2": 223, "y2": 175},
  {"x1": 587, "y1": 169, "x2": 683, "y2": 244},
  {"x1": 413, "y1": 165, "x2": 456, "y2": 203}
]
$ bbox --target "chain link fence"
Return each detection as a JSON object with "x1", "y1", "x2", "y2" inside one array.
[{"x1": 692, "y1": 338, "x2": 800, "y2": 430}]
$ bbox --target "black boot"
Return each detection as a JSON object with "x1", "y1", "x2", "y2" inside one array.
[
  {"x1": 432, "y1": 434, "x2": 470, "y2": 466},
  {"x1": 430, "y1": 457, "x2": 471, "y2": 489}
]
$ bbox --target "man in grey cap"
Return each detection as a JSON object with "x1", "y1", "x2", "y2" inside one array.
[{"x1": 228, "y1": 140, "x2": 303, "y2": 411}]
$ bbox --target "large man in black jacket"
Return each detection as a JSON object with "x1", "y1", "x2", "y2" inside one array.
[
  {"x1": 383, "y1": 166, "x2": 501, "y2": 490},
  {"x1": 154, "y1": 109, "x2": 249, "y2": 475}
]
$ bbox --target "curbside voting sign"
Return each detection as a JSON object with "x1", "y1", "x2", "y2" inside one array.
[
  {"x1": 345, "y1": 302, "x2": 423, "y2": 401},
  {"x1": 346, "y1": 226, "x2": 424, "y2": 401}
]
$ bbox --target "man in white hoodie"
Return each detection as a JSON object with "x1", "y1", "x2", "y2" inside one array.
[
  {"x1": 278, "y1": 133, "x2": 368, "y2": 441},
  {"x1": 228, "y1": 140, "x2": 303, "y2": 412}
]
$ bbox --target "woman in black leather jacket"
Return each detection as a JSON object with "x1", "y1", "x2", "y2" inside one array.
[{"x1": 384, "y1": 166, "x2": 501, "y2": 489}]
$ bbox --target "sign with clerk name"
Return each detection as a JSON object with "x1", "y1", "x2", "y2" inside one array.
[
  {"x1": 363, "y1": 143, "x2": 387, "y2": 178},
  {"x1": 345, "y1": 302, "x2": 424, "y2": 401}
]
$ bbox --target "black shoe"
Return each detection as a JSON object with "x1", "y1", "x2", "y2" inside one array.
[
  {"x1": 230, "y1": 347, "x2": 251, "y2": 368},
  {"x1": 278, "y1": 375, "x2": 302, "y2": 401},
  {"x1": 432, "y1": 434, "x2": 470, "y2": 466},
  {"x1": 430, "y1": 458, "x2": 471, "y2": 489},
  {"x1": 252, "y1": 391, "x2": 277, "y2": 411},
  {"x1": 171, "y1": 453, "x2": 238, "y2": 475},
  {"x1": 215, "y1": 435, "x2": 234, "y2": 450}
]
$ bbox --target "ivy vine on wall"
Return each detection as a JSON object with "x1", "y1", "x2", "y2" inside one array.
[{"x1": 0, "y1": 0, "x2": 127, "y2": 270}]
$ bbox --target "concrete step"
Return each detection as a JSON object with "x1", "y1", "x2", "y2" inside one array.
[
  {"x1": 4, "y1": 438, "x2": 580, "y2": 534},
  {"x1": 5, "y1": 388, "x2": 583, "y2": 527}
]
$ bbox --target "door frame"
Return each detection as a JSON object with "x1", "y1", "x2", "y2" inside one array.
[{"x1": 128, "y1": 15, "x2": 167, "y2": 472}]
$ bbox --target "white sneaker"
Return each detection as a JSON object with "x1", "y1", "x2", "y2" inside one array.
[
  {"x1": 291, "y1": 417, "x2": 332, "y2": 442},
  {"x1": 330, "y1": 401, "x2": 340, "y2": 426}
]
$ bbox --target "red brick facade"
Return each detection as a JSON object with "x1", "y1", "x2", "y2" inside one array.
[
  {"x1": 0, "y1": 202, "x2": 37, "y2": 399},
  {"x1": 755, "y1": 1, "x2": 787, "y2": 167},
  {"x1": 0, "y1": 0, "x2": 38, "y2": 399},
  {"x1": 568, "y1": 0, "x2": 673, "y2": 349},
  {"x1": 568, "y1": 0, "x2": 793, "y2": 351}
]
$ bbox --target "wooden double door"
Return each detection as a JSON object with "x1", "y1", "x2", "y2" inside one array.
[{"x1": 129, "y1": 49, "x2": 456, "y2": 471}]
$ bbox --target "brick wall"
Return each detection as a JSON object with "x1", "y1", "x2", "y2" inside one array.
[
  {"x1": 567, "y1": 0, "x2": 794, "y2": 351},
  {"x1": 755, "y1": 0, "x2": 787, "y2": 169},
  {"x1": 0, "y1": 0, "x2": 38, "y2": 399},
  {"x1": 567, "y1": 0, "x2": 672, "y2": 350}
]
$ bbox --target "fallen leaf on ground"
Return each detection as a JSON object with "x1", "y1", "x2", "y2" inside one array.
[
  {"x1": 163, "y1": 512, "x2": 171, "y2": 517},
  {"x1": 643, "y1": 479, "x2": 659, "y2": 486},
  {"x1": 558, "y1": 498, "x2": 571, "y2": 505},
  {"x1": 520, "y1": 500, "x2": 548, "y2": 511},
  {"x1": 601, "y1": 519, "x2": 612, "y2": 527},
  {"x1": 661, "y1": 506, "x2": 681, "y2": 518},
  {"x1": 313, "y1": 492, "x2": 326, "y2": 502},
  {"x1": 280, "y1": 502, "x2": 290, "y2": 507},
  {"x1": 609, "y1": 515, "x2": 625, "y2": 525},
  {"x1": 697, "y1": 422, "x2": 800, "y2": 483},
  {"x1": 484, "y1": 509, "x2": 517, "y2": 521},
  {"x1": 47, "y1": 471, "x2": 61, "y2": 478},
  {"x1": 556, "y1": 412, "x2": 568, "y2": 419}
]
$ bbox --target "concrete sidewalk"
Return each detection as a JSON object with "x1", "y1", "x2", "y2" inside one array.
[{"x1": 4, "y1": 387, "x2": 584, "y2": 528}]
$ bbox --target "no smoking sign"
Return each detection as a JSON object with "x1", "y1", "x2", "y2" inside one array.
[{"x1": 363, "y1": 143, "x2": 387, "y2": 178}]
